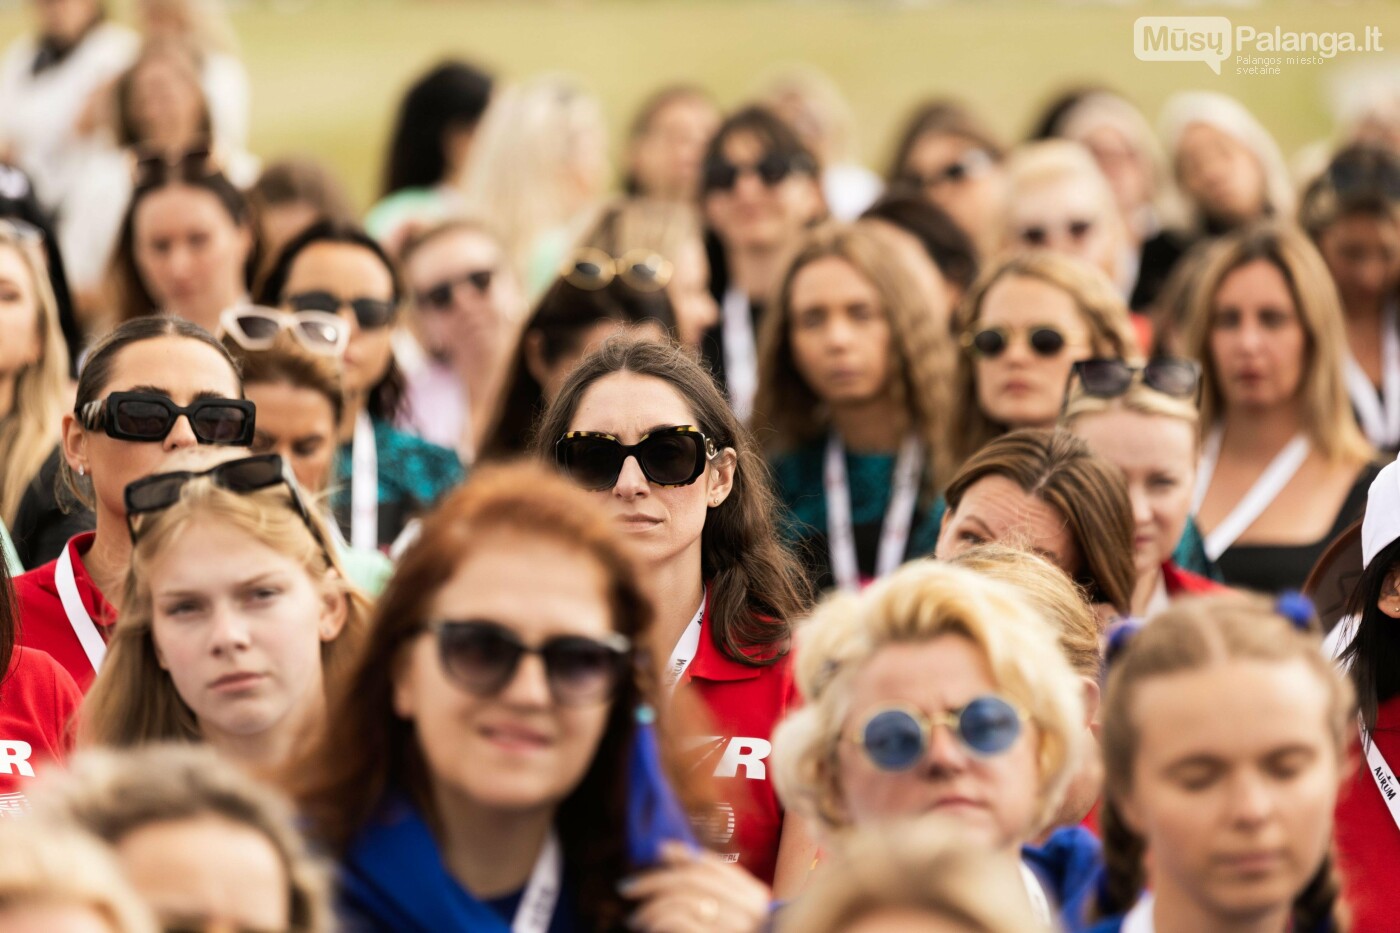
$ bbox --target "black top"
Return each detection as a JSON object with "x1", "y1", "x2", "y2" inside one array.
[
  {"x1": 1215, "y1": 461, "x2": 1381, "y2": 594},
  {"x1": 1128, "y1": 228, "x2": 1190, "y2": 312},
  {"x1": 698, "y1": 229, "x2": 763, "y2": 402},
  {"x1": 11, "y1": 445, "x2": 94, "y2": 570}
]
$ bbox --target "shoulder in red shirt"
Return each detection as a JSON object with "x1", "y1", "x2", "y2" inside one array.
[
  {"x1": 1336, "y1": 694, "x2": 1400, "y2": 931},
  {"x1": 13, "y1": 533, "x2": 117, "y2": 690},
  {"x1": 677, "y1": 599, "x2": 795, "y2": 886},
  {"x1": 0, "y1": 646, "x2": 83, "y2": 814}
]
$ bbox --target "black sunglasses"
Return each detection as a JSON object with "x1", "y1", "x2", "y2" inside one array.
[
  {"x1": 79, "y1": 391, "x2": 255, "y2": 446},
  {"x1": 961, "y1": 325, "x2": 1069, "y2": 359},
  {"x1": 1071, "y1": 357, "x2": 1201, "y2": 400},
  {"x1": 424, "y1": 619, "x2": 631, "y2": 706},
  {"x1": 898, "y1": 149, "x2": 994, "y2": 190},
  {"x1": 286, "y1": 290, "x2": 397, "y2": 330},
  {"x1": 133, "y1": 145, "x2": 217, "y2": 189},
  {"x1": 415, "y1": 268, "x2": 495, "y2": 311},
  {"x1": 703, "y1": 152, "x2": 812, "y2": 192},
  {"x1": 556, "y1": 425, "x2": 717, "y2": 491},
  {"x1": 123, "y1": 454, "x2": 329, "y2": 558},
  {"x1": 1018, "y1": 218, "x2": 1095, "y2": 247}
]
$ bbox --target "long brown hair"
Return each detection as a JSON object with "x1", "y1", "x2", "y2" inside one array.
[
  {"x1": 289, "y1": 463, "x2": 655, "y2": 929},
  {"x1": 754, "y1": 222, "x2": 954, "y2": 490},
  {"x1": 943, "y1": 428, "x2": 1135, "y2": 616},
  {"x1": 531, "y1": 337, "x2": 811, "y2": 664}
]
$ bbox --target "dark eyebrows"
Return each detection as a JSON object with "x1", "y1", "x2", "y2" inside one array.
[{"x1": 123, "y1": 385, "x2": 232, "y2": 403}]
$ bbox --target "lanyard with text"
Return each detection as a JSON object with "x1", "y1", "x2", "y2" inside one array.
[
  {"x1": 721, "y1": 287, "x2": 757, "y2": 423},
  {"x1": 351, "y1": 410, "x2": 378, "y2": 551},
  {"x1": 1190, "y1": 425, "x2": 1310, "y2": 562},
  {"x1": 1361, "y1": 720, "x2": 1400, "y2": 836},
  {"x1": 512, "y1": 830, "x2": 562, "y2": 933},
  {"x1": 824, "y1": 433, "x2": 923, "y2": 592},
  {"x1": 56, "y1": 542, "x2": 106, "y2": 672},
  {"x1": 1344, "y1": 300, "x2": 1400, "y2": 449},
  {"x1": 663, "y1": 590, "x2": 707, "y2": 695},
  {"x1": 1121, "y1": 892, "x2": 1155, "y2": 933}
]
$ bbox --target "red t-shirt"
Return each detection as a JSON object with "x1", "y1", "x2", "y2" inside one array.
[
  {"x1": 0, "y1": 646, "x2": 82, "y2": 814},
  {"x1": 13, "y1": 533, "x2": 117, "y2": 691},
  {"x1": 1161, "y1": 562, "x2": 1228, "y2": 598},
  {"x1": 677, "y1": 600, "x2": 796, "y2": 887},
  {"x1": 1336, "y1": 695, "x2": 1400, "y2": 931}
]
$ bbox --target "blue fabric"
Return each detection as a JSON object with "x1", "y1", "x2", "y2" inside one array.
[
  {"x1": 1084, "y1": 917, "x2": 1124, "y2": 933},
  {"x1": 1021, "y1": 826, "x2": 1104, "y2": 933},
  {"x1": 628, "y1": 711, "x2": 697, "y2": 865}
]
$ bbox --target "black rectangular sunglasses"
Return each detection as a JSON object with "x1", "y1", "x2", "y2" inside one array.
[
  {"x1": 1069, "y1": 357, "x2": 1201, "y2": 400},
  {"x1": 555, "y1": 425, "x2": 716, "y2": 491},
  {"x1": 79, "y1": 391, "x2": 255, "y2": 446}
]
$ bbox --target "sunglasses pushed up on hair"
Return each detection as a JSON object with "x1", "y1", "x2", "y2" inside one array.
[
  {"x1": 132, "y1": 144, "x2": 219, "y2": 189},
  {"x1": 561, "y1": 248, "x2": 672, "y2": 293},
  {"x1": 555, "y1": 425, "x2": 718, "y2": 491},
  {"x1": 79, "y1": 391, "x2": 255, "y2": 446},
  {"x1": 1070, "y1": 357, "x2": 1201, "y2": 401},
  {"x1": 850, "y1": 696, "x2": 1026, "y2": 771}
]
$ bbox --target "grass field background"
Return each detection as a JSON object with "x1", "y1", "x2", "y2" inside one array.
[{"x1": 4, "y1": 1, "x2": 1400, "y2": 210}]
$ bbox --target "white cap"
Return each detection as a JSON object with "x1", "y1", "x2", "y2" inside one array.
[{"x1": 1362, "y1": 457, "x2": 1400, "y2": 568}]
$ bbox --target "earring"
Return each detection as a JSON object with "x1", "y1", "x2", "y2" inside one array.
[{"x1": 77, "y1": 465, "x2": 85, "y2": 477}]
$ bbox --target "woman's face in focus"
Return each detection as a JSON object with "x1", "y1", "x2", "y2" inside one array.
[
  {"x1": 1071, "y1": 407, "x2": 1196, "y2": 583},
  {"x1": 836, "y1": 635, "x2": 1044, "y2": 851},
  {"x1": 1120, "y1": 658, "x2": 1340, "y2": 922},
  {"x1": 392, "y1": 532, "x2": 617, "y2": 814}
]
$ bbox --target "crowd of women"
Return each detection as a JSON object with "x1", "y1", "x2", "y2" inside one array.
[{"x1": 4, "y1": 0, "x2": 1400, "y2": 930}]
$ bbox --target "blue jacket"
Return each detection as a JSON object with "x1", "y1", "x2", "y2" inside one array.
[{"x1": 1022, "y1": 826, "x2": 1104, "y2": 933}]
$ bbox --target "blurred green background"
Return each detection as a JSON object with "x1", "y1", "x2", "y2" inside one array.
[{"x1": 4, "y1": 1, "x2": 1399, "y2": 210}]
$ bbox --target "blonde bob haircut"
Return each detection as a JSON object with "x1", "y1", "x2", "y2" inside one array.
[
  {"x1": 1182, "y1": 221, "x2": 1373, "y2": 464},
  {"x1": 778, "y1": 814, "x2": 1049, "y2": 933},
  {"x1": 771, "y1": 560, "x2": 1086, "y2": 839},
  {"x1": 947, "y1": 251, "x2": 1136, "y2": 473},
  {"x1": 754, "y1": 221, "x2": 953, "y2": 489},
  {"x1": 947, "y1": 542, "x2": 1102, "y2": 682},
  {"x1": 0, "y1": 819, "x2": 156, "y2": 933},
  {"x1": 32, "y1": 743, "x2": 331, "y2": 933},
  {"x1": 80, "y1": 477, "x2": 370, "y2": 749}
]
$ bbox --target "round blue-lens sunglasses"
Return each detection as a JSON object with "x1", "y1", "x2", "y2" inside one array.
[{"x1": 850, "y1": 695, "x2": 1026, "y2": 771}]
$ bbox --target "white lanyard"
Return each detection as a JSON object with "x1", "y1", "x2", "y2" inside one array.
[
  {"x1": 1018, "y1": 862, "x2": 1052, "y2": 928},
  {"x1": 1121, "y1": 892, "x2": 1155, "y2": 933},
  {"x1": 1191, "y1": 425, "x2": 1310, "y2": 562},
  {"x1": 55, "y1": 541, "x2": 106, "y2": 673},
  {"x1": 1344, "y1": 301, "x2": 1400, "y2": 449},
  {"x1": 351, "y1": 411, "x2": 378, "y2": 551},
  {"x1": 663, "y1": 590, "x2": 707, "y2": 695},
  {"x1": 824, "y1": 433, "x2": 923, "y2": 592},
  {"x1": 1360, "y1": 720, "x2": 1400, "y2": 836},
  {"x1": 511, "y1": 830, "x2": 562, "y2": 933},
  {"x1": 721, "y1": 286, "x2": 757, "y2": 422}
]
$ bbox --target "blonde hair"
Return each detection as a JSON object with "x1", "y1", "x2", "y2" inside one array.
[
  {"x1": 1061, "y1": 377, "x2": 1200, "y2": 430},
  {"x1": 1097, "y1": 594, "x2": 1352, "y2": 928},
  {"x1": 778, "y1": 814, "x2": 1050, "y2": 933},
  {"x1": 1183, "y1": 221, "x2": 1373, "y2": 464},
  {"x1": 138, "y1": 0, "x2": 239, "y2": 56},
  {"x1": 0, "y1": 819, "x2": 156, "y2": 933},
  {"x1": 0, "y1": 235, "x2": 69, "y2": 527},
  {"x1": 947, "y1": 543, "x2": 1102, "y2": 681},
  {"x1": 578, "y1": 196, "x2": 702, "y2": 269},
  {"x1": 458, "y1": 75, "x2": 607, "y2": 285},
  {"x1": 32, "y1": 743, "x2": 330, "y2": 933},
  {"x1": 1002, "y1": 140, "x2": 1130, "y2": 282},
  {"x1": 80, "y1": 478, "x2": 370, "y2": 750},
  {"x1": 771, "y1": 561, "x2": 1085, "y2": 838},
  {"x1": 754, "y1": 222, "x2": 954, "y2": 489},
  {"x1": 947, "y1": 251, "x2": 1136, "y2": 473}
]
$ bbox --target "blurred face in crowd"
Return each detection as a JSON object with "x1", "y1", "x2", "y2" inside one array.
[
  {"x1": 134, "y1": 185, "x2": 251, "y2": 334},
  {"x1": 32, "y1": 0, "x2": 98, "y2": 45},
  {"x1": 147, "y1": 514, "x2": 345, "y2": 755},
  {"x1": 902, "y1": 132, "x2": 1005, "y2": 257},
  {"x1": 1078, "y1": 124, "x2": 1154, "y2": 225},
  {"x1": 836, "y1": 635, "x2": 1043, "y2": 851},
  {"x1": 1119, "y1": 658, "x2": 1340, "y2": 924},
  {"x1": 63, "y1": 336, "x2": 243, "y2": 525},
  {"x1": 668, "y1": 235, "x2": 719, "y2": 348},
  {"x1": 1072, "y1": 408, "x2": 1196, "y2": 587},
  {"x1": 788, "y1": 255, "x2": 894, "y2": 409},
  {"x1": 936, "y1": 475, "x2": 1081, "y2": 577},
  {"x1": 565, "y1": 371, "x2": 734, "y2": 570},
  {"x1": 1208, "y1": 259, "x2": 1307, "y2": 414},
  {"x1": 405, "y1": 227, "x2": 518, "y2": 367},
  {"x1": 247, "y1": 380, "x2": 337, "y2": 494},
  {"x1": 1176, "y1": 123, "x2": 1267, "y2": 227},
  {"x1": 281, "y1": 242, "x2": 396, "y2": 400},
  {"x1": 629, "y1": 93, "x2": 720, "y2": 202},
  {"x1": 116, "y1": 815, "x2": 290, "y2": 932},
  {"x1": 1008, "y1": 176, "x2": 1120, "y2": 282},
  {"x1": 128, "y1": 53, "x2": 205, "y2": 150},
  {"x1": 704, "y1": 131, "x2": 822, "y2": 255},
  {"x1": 0, "y1": 244, "x2": 42, "y2": 398},
  {"x1": 525, "y1": 318, "x2": 670, "y2": 407},
  {"x1": 393, "y1": 533, "x2": 615, "y2": 815},
  {"x1": 1314, "y1": 211, "x2": 1400, "y2": 314},
  {"x1": 970, "y1": 274, "x2": 1093, "y2": 430},
  {"x1": 0, "y1": 903, "x2": 118, "y2": 933},
  {"x1": 257, "y1": 201, "x2": 321, "y2": 270}
]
